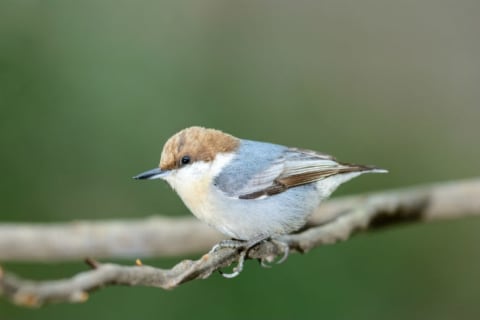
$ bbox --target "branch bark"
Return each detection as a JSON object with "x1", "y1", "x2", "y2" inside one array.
[
  {"x1": 0, "y1": 217, "x2": 224, "y2": 261},
  {"x1": 1, "y1": 178, "x2": 479, "y2": 306}
]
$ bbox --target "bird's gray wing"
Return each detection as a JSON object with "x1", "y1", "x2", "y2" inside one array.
[
  {"x1": 213, "y1": 140, "x2": 286, "y2": 197},
  {"x1": 216, "y1": 144, "x2": 374, "y2": 199}
]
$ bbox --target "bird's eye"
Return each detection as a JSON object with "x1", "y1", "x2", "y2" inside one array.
[{"x1": 180, "y1": 155, "x2": 191, "y2": 166}]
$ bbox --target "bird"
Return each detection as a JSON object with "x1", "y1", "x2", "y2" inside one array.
[{"x1": 134, "y1": 126, "x2": 386, "y2": 277}]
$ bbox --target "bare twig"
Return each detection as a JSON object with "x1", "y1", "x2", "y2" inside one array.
[
  {"x1": 0, "y1": 217, "x2": 224, "y2": 261},
  {"x1": 0, "y1": 178, "x2": 479, "y2": 306}
]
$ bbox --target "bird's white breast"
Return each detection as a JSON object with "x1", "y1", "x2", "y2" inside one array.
[{"x1": 163, "y1": 153, "x2": 236, "y2": 226}]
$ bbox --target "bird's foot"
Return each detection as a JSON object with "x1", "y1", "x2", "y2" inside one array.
[
  {"x1": 210, "y1": 237, "x2": 290, "y2": 277},
  {"x1": 259, "y1": 239, "x2": 290, "y2": 268},
  {"x1": 210, "y1": 237, "x2": 265, "y2": 278}
]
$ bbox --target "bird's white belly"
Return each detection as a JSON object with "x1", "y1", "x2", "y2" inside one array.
[{"x1": 189, "y1": 184, "x2": 322, "y2": 240}]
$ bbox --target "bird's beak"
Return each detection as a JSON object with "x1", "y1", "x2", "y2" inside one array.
[{"x1": 133, "y1": 168, "x2": 169, "y2": 180}]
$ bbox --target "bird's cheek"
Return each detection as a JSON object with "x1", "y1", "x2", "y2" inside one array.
[{"x1": 162, "y1": 172, "x2": 178, "y2": 189}]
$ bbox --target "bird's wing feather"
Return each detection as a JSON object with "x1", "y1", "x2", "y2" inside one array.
[{"x1": 235, "y1": 148, "x2": 372, "y2": 199}]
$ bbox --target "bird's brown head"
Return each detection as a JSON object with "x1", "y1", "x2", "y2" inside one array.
[{"x1": 159, "y1": 126, "x2": 240, "y2": 171}]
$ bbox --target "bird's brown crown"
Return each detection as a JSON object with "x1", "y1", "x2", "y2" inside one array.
[{"x1": 159, "y1": 126, "x2": 240, "y2": 170}]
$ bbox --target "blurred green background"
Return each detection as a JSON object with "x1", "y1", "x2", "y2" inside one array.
[{"x1": 1, "y1": 0, "x2": 479, "y2": 319}]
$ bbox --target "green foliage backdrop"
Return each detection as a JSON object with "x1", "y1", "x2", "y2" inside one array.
[{"x1": 1, "y1": 1, "x2": 479, "y2": 319}]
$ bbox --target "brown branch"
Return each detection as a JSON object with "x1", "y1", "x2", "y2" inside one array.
[{"x1": 0, "y1": 178, "x2": 479, "y2": 307}]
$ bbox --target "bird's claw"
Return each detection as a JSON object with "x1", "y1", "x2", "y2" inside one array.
[
  {"x1": 211, "y1": 238, "x2": 290, "y2": 277},
  {"x1": 259, "y1": 239, "x2": 290, "y2": 268},
  {"x1": 210, "y1": 238, "x2": 261, "y2": 278},
  {"x1": 219, "y1": 250, "x2": 246, "y2": 278},
  {"x1": 274, "y1": 239, "x2": 290, "y2": 264}
]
